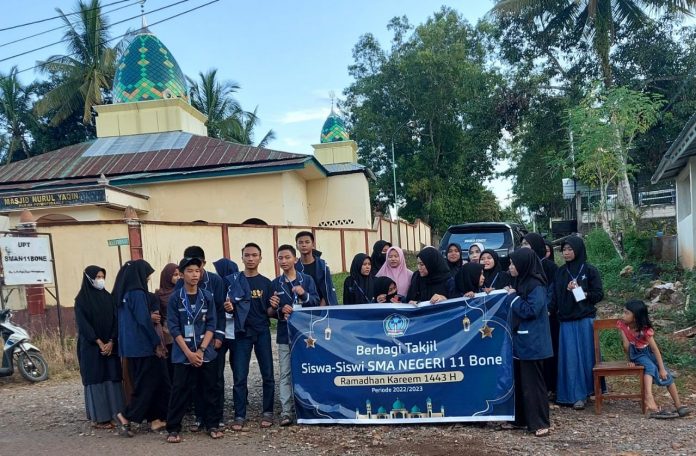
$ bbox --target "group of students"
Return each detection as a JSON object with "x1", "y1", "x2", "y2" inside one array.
[
  {"x1": 73, "y1": 230, "x2": 690, "y2": 443},
  {"x1": 343, "y1": 234, "x2": 690, "y2": 436},
  {"x1": 74, "y1": 231, "x2": 337, "y2": 443}
]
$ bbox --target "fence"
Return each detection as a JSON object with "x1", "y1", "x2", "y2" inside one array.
[{"x1": 1, "y1": 216, "x2": 431, "y2": 335}]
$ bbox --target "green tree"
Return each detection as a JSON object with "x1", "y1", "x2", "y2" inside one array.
[
  {"x1": 0, "y1": 66, "x2": 35, "y2": 164},
  {"x1": 34, "y1": 0, "x2": 119, "y2": 125},
  {"x1": 569, "y1": 85, "x2": 663, "y2": 257},
  {"x1": 188, "y1": 69, "x2": 275, "y2": 147},
  {"x1": 344, "y1": 8, "x2": 508, "y2": 233},
  {"x1": 492, "y1": 0, "x2": 696, "y2": 89}
]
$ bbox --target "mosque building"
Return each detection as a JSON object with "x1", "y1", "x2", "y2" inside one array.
[{"x1": 0, "y1": 24, "x2": 431, "y2": 330}]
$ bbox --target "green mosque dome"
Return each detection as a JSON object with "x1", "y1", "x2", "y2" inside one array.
[
  {"x1": 320, "y1": 109, "x2": 349, "y2": 143},
  {"x1": 392, "y1": 398, "x2": 405, "y2": 410},
  {"x1": 410, "y1": 405, "x2": 421, "y2": 413},
  {"x1": 377, "y1": 406, "x2": 386, "y2": 414},
  {"x1": 112, "y1": 29, "x2": 188, "y2": 104}
]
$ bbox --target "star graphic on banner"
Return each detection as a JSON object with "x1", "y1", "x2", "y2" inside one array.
[
  {"x1": 305, "y1": 335, "x2": 316, "y2": 348},
  {"x1": 479, "y1": 324, "x2": 494, "y2": 339}
]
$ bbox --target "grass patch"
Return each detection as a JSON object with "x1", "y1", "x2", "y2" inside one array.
[{"x1": 32, "y1": 331, "x2": 79, "y2": 380}]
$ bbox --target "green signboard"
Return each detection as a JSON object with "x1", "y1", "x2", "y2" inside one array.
[
  {"x1": 0, "y1": 188, "x2": 107, "y2": 211},
  {"x1": 107, "y1": 238, "x2": 129, "y2": 247}
]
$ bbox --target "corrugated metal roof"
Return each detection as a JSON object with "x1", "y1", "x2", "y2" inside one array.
[
  {"x1": 652, "y1": 112, "x2": 696, "y2": 183},
  {"x1": 0, "y1": 133, "x2": 304, "y2": 185}
]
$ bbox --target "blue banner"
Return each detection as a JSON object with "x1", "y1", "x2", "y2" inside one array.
[{"x1": 288, "y1": 291, "x2": 514, "y2": 424}]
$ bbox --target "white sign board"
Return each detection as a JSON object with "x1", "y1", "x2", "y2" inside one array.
[{"x1": 0, "y1": 236, "x2": 54, "y2": 285}]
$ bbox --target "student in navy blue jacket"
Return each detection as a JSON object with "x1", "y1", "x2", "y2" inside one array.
[
  {"x1": 176, "y1": 246, "x2": 226, "y2": 431},
  {"x1": 269, "y1": 244, "x2": 320, "y2": 426},
  {"x1": 165, "y1": 257, "x2": 221, "y2": 442},
  {"x1": 295, "y1": 231, "x2": 338, "y2": 306},
  {"x1": 506, "y1": 248, "x2": 552, "y2": 437},
  {"x1": 113, "y1": 260, "x2": 169, "y2": 438}
]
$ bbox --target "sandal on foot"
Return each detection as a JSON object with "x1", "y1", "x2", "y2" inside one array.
[
  {"x1": 260, "y1": 418, "x2": 273, "y2": 428},
  {"x1": 649, "y1": 409, "x2": 678, "y2": 419},
  {"x1": 208, "y1": 428, "x2": 224, "y2": 439},
  {"x1": 573, "y1": 400, "x2": 586, "y2": 410},
  {"x1": 113, "y1": 414, "x2": 133, "y2": 438},
  {"x1": 677, "y1": 406, "x2": 691, "y2": 417},
  {"x1": 280, "y1": 416, "x2": 293, "y2": 426},
  {"x1": 231, "y1": 420, "x2": 246, "y2": 432},
  {"x1": 94, "y1": 422, "x2": 114, "y2": 429},
  {"x1": 534, "y1": 428, "x2": 550, "y2": 437},
  {"x1": 150, "y1": 419, "x2": 166, "y2": 432},
  {"x1": 167, "y1": 432, "x2": 181, "y2": 443}
]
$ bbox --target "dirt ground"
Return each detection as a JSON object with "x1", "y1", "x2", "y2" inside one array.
[{"x1": 2, "y1": 353, "x2": 695, "y2": 456}]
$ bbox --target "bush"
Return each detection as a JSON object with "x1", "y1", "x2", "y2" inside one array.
[
  {"x1": 623, "y1": 230, "x2": 652, "y2": 261},
  {"x1": 584, "y1": 229, "x2": 620, "y2": 263}
]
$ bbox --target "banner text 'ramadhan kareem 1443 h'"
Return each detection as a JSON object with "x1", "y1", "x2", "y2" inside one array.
[{"x1": 288, "y1": 291, "x2": 514, "y2": 424}]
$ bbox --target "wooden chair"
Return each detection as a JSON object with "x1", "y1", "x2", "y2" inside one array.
[{"x1": 592, "y1": 319, "x2": 646, "y2": 415}]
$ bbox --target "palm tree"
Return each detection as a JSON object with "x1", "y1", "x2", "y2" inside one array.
[
  {"x1": 187, "y1": 69, "x2": 242, "y2": 138},
  {"x1": 221, "y1": 107, "x2": 276, "y2": 148},
  {"x1": 492, "y1": 0, "x2": 696, "y2": 88},
  {"x1": 188, "y1": 69, "x2": 275, "y2": 147},
  {"x1": 0, "y1": 67, "x2": 35, "y2": 164},
  {"x1": 35, "y1": 0, "x2": 119, "y2": 125}
]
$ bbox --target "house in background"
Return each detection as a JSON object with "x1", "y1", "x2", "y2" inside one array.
[{"x1": 652, "y1": 113, "x2": 696, "y2": 268}]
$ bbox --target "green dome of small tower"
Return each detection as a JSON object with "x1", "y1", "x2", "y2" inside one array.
[
  {"x1": 112, "y1": 28, "x2": 188, "y2": 104},
  {"x1": 320, "y1": 104, "x2": 349, "y2": 143}
]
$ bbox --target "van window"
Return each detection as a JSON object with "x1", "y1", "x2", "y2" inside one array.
[{"x1": 447, "y1": 231, "x2": 509, "y2": 251}]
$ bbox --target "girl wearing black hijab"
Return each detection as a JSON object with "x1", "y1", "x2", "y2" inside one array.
[
  {"x1": 343, "y1": 253, "x2": 375, "y2": 304},
  {"x1": 113, "y1": 260, "x2": 170, "y2": 437},
  {"x1": 454, "y1": 263, "x2": 485, "y2": 297},
  {"x1": 522, "y1": 233, "x2": 558, "y2": 288},
  {"x1": 552, "y1": 236, "x2": 604, "y2": 410},
  {"x1": 522, "y1": 233, "x2": 561, "y2": 398},
  {"x1": 544, "y1": 240, "x2": 555, "y2": 261},
  {"x1": 507, "y1": 248, "x2": 552, "y2": 437},
  {"x1": 446, "y1": 243, "x2": 463, "y2": 277},
  {"x1": 75, "y1": 265, "x2": 124, "y2": 429},
  {"x1": 480, "y1": 249, "x2": 511, "y2": 292},
  {"x1": 374, "y1": 277, "x2": 407, "y2": 303},
  {"x1": 407, "y1": 247, "x2": 453, "y2": 304},
  {"x1": 370, "y1": 240, "x2": 391, "y2": 275}
]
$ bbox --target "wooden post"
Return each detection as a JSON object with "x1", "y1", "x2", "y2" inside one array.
[
  {"x1": 340, "y1": 229, "x2": 346, "y2": 273},
  {"x1": 124, "y1": 206, "x2": 143, "y2": 260},
  {"x1": 273, "y1": 226, "x2": 279, "y2": 277},
  {"x1": 221, "y1": 224, "x2": 231, "y2": 259}
]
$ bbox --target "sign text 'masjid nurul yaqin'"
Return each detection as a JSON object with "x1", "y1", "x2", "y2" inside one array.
[{"x1": 0, "y1": 189, "x2": 106, "y2": 211}]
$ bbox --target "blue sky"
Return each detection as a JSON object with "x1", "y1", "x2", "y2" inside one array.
[{"x1": 1, "y1": 0, "x2": 506, "y2": 199}]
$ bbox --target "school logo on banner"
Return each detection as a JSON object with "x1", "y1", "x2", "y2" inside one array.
[
  {"x1": 287, "y1": 292, "x2": 514, "y2": 424},
  {"x1": 383, "y1": 314, "x2": 409, "y2": 337}
]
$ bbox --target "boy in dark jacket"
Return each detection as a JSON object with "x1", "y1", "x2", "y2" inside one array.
[
  {"x1": 269, "y1": 244, "x2": 320, "y2": 426},
  {"x1": 295, "y1": 231, "x2": 338, "y2": 306},
  {"x1": 165, "y1": 257, "x2": 221, "y2": 442}
]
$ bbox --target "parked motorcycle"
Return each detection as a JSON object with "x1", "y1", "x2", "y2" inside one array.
[{"x1": 0, "y1": 309, "x2": 49, "y2": 382}]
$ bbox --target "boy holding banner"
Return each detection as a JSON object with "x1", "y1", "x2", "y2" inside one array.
[{"x1": 269, "y1": 245, "x2": 320, "y2": 426}]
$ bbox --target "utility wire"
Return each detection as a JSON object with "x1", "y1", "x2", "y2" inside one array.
[
  {"x1": 0, "y1": 0, "x2": 191, "y2": 64},
  {"x1": 0, "y1": 0, "x2": 132, "y2": 32},
  {"x1": 0, "y1": 0, "x2": 220, "y2": 81},
  {"x1": 0, "y1": 0, "x2": 141, "y2": 49}
]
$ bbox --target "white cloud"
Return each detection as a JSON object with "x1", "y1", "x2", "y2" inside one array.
[{"x1": 278, "y1": 107, "x2": 331, "y2": 124}]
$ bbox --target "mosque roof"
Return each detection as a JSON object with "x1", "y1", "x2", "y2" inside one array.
[
  {"x1": 0, "y1": 133, "x2": 307, "y2": 188},
  {"x1": 112, "y1": 29, "x2": 188, "y2": 104},
  {"x1": 392, "y1": 399, "x2": 405, "y2": 410},
  {"x1": 320, "y1": 109, "x2": 349, "y2": 143}
]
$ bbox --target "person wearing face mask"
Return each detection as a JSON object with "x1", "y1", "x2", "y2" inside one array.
[{"x1": 75, "y1": 265, "x2": 125, "y2": 429}]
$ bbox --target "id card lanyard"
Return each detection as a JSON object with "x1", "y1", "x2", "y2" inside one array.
[
  {"x1": 281, "y1": 273, "x2": 302, "y2": 305},
  {"x1": 567, "y1": 264, "x2": 587, "y2": 302},
  {"x1": 181, "y1": 288, "x2": 203, "y2": 347},
  {"x1": 351, "y1": 280, "x2": 369, "y2": 302}
]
